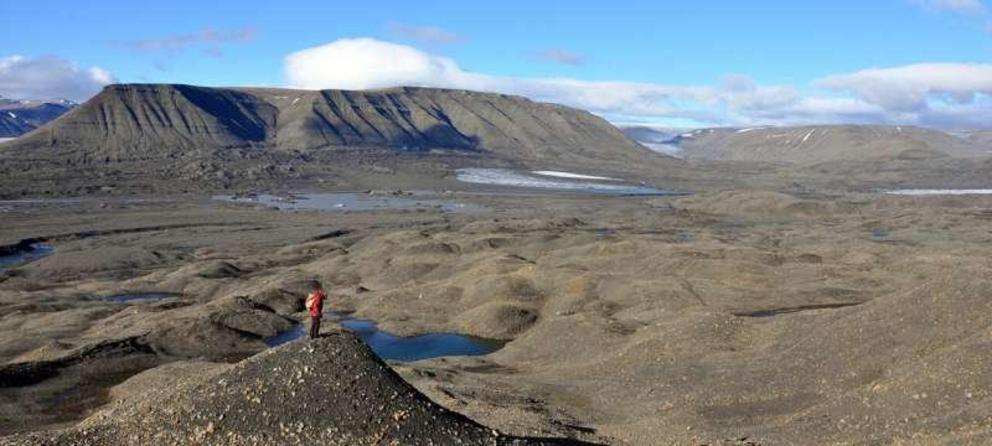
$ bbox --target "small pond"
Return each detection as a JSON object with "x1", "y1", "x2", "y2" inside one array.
[
  {"x1": 214, "y1": 192, "x2": 486, "y2": 214},
  {"x1": 0, "y1": 242, "x2": 53, "y2": 271},
  {"x1": 265, "y1": 313, "x2": 504, "y2": 362}
]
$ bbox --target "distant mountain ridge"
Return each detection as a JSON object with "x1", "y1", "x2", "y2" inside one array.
[
  {"x1": 624, "y1": 125, "x2": 988, "y2": 165},
  {"x1": 0, "y1": 96, "x2": 76, "y2": 138}
]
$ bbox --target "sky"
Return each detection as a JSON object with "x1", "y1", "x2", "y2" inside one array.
[{"x1": 1, "y1": 0, "x2": 991, "y2": 128}]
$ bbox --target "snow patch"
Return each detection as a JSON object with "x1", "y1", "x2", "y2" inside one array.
[
  {"x1": 800, "y1": 130, "x2": 814, "y2": 144},
  {"x1": 531, "y1": 171, "x2": 620, "y2": 181},
  {"x1": 457, "y1": 169, "x2": 674, "y2": 195},
  {"x1": 887, "y1": 189, "x2": 992, "y2": 196},
  {"x1": 642, "y1": 143, "x2": 683, "y2": 157},
  {"x1": 6, "y1": 112, "x2": 15, "y2": 119}
]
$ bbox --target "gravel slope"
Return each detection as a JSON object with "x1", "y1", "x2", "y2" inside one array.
[{"x1": 4, "y1": 331, "x2": 593, "y2": 445}]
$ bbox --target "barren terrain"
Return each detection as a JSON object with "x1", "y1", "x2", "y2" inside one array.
[{"x1": 1, "y1": 186, "x2": 990, "y2": 445}]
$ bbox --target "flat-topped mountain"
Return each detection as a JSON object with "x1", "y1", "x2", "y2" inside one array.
[
  {"x1": 668, "y1": 125, "x2": 986, "y2": 164},
  {"x1": 0, "y1": 84, "x2": 673, "y2": 196},
  {"x1": 1, "y1": 84, "x2": 656, "y2": 164}
]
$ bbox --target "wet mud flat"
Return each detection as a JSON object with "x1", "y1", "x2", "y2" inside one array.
[
  {"x1": 215, "y1": 191, "x2": 488, "y2": 214},
  {"x1": 2, "y1": 191, "x2": 992, "y2": 444}
]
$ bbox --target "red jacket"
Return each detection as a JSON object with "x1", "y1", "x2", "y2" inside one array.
[{"x1": 307, "y1": 289, "x2": 325, "y2": 317}]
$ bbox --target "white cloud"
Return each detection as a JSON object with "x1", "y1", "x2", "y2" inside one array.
[
  {"x1": 284, "y1": 38, "x2": 992, "y2": 129},
  {"x1": 0, "y1": 55, "x2": 116, "y2": 101},
  {"x1": 911, "y1": 0, "x2": 986, "y2": 15}
]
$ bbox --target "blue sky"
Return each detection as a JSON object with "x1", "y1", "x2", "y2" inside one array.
[{"x1": 2, "y1": 0, "x2": 991, "y2": 128}]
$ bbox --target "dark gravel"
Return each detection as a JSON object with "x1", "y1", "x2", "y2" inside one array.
[{"x1": 3, "y1": 331, "x2": 594, "y2": 445}]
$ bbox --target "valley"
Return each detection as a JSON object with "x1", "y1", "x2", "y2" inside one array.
[{"x1": 0, "y1": 84, "x2": 991, "y2": 445}]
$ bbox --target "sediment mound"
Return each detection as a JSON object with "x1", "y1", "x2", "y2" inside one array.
[
  {"x1": 6, "y1": 332, "x2": 589, "y2": 445},
  {"x1": 670, "y1": 190, "x2": 835, "y2": 217}
]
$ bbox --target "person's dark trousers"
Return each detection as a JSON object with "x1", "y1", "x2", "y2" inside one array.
[{"x1": 310, "y1": 316, "x2": 321, "y2": 339}]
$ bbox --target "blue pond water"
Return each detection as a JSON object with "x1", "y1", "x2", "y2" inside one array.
[
  {"x1": 265, "y1": 315, "x2": 504, "y2": 362},
  {"x1": 102, "y1": 292, "x2": 181, "y2": 303},
  {"x1": 264, "y1": 325, "x2": 307, "y2": 347},
  {"x1": 0, "y1": 243, "x2": 53, "y2": 271}
]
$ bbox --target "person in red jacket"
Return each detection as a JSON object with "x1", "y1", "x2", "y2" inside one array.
[{"x1": 305, "y1": 281, "x2": 326, "y2": 339}]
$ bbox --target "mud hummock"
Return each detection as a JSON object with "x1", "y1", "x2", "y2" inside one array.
[{"x1": 4, "y1": 332, "x2": 591, "y2": 446}]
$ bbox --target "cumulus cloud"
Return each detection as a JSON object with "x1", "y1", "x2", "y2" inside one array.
[
  {"x1": 388, "y1": 23, "x2": 462, "y2": 45},
  {"x1": 122, "y1": 27, "x2": 257, "y2": 54},
  {"x1": 283, "y1": 38, "x2": 992, "y2": 129},
  {"x1": 911, "y1": 0, "x2": 986, "y2": 15},
  {"x1": 536, "y1": 49, "x2": 585, "y2": 66},
  {"x1": 0, "y1": 55, "x2": 115, "y2": 101}
]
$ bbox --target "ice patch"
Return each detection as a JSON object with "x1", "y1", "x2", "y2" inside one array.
[
  {"x1": 887, "y1": 189, "x2": 992, "y2": 196},
  {"x1": 531, "y1": 171, "x2": 620, "y2": 181},
  {"x1": 457, "y1": 168, "x2": 678, "y2": 195},
  {"x1": 642, "y1": 143, "x2": 683, "y2": 157}
]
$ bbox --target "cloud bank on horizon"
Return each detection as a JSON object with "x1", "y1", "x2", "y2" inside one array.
[
  {"x1": 284, "y1": 38, "x2": 992, "y2": 129},
  {"x1": 0, "y1": 55, "x2": 115, "y2": 101},
  {"x1": 2, "y1": 38, "x2": 989, "y2": 130}
]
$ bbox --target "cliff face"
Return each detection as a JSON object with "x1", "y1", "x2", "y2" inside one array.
[
  {"x1": 9, "y1": 85, "x2": 277, "y2": 157},
  {"x1": 2, "y1": 84, "x2": 656, "y2": 166}
]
